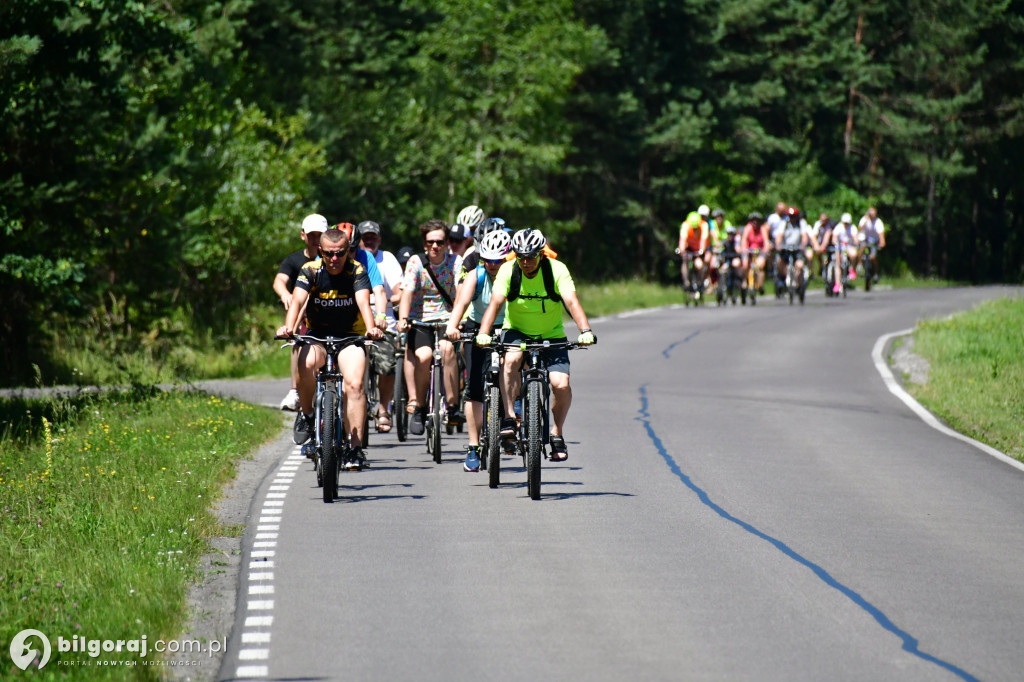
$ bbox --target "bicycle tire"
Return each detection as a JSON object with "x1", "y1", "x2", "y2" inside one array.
[
  {"x1": 395, "y1": 358, "x2": 407, "y2": 442},
  {"x1": 864, "y1": 259, "x2": 872, "y2": 291},
  {"x1": 486, "y1": 384, "x2": 501, "y2": 489},
  {"x1": 321, "y1": 390, "x2": 338, "y2": 503},
  {"x1": 430, "y1": 362, "x2": 443, "y2": 463},
  {"x1": 525, "y1": 381, "x2": 543, "y2": 500}
]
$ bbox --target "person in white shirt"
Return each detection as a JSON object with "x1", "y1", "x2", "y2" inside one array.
[
  {"x1": 857, "y1": 207, "x2": 886, "y2": 282},
  {"x1": 358, "y1": 220, "x2": 404, "y2": 433}
]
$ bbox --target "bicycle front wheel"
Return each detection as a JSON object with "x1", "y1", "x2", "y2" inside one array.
[
  {"x1": 430, "y1": 362, "x2": 443, "y2": 463},
  {"x1": 525, "y1": 381, "x2": 543, "y2": 500},
  {"x1": 486, "y1": 384, "x2": 501, "y2": 489},
  {"x1": 321, "y1": 390, "x2": 338, "y2": 503}
]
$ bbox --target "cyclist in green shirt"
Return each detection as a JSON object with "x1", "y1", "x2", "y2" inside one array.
[{"x1": 474, "y1": 229, "x2": 595, "y2": 462}]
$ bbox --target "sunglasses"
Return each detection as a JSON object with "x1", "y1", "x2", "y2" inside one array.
[
  {"x1": 483, "y1": 258, "x2": 505, "y2": 266},
  {"x1": 516, "y1": 254, "x2": 539, "y2": 262},
  {"x1": 321, "y1": 249, "x2": 347, "y2": 260},
  {"x1": 425, "y1": 239, "x2": 446, "y2": 246}
]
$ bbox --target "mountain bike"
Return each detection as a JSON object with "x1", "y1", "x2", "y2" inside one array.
[
  {"x1": 283, "y1": 334, "x2": 365, "y2": 503},
  {"x1": 479, "y1": 340, "x2": 504, "y2": 488},
  {"x1": 779, "y1": 248, "x2": 806, "y2": 305},
  {"x1": 825, "y1": 246, "x2": 850, "y2": 298},
  {"x1": 861, "y1": 242, "x2": 878, "y2": 291},
  {"x1": 391, "y1": 330, "x2": 409, "y2": 441},
  {"x1": 409, "y1": 320, "x2": 453, "y2": 464},
  {"x1": 496, "y1": 339, "x2": 588, "y2": 500},
  {"x1": 680, "y1": 250, "x2": 706, "y2": 306},
  {"x1": 744, "y1": 249, "x2": 761, "y2": 306},
  {"x1": 716, "y1": 251, "x2": 741, "y2": 306}
]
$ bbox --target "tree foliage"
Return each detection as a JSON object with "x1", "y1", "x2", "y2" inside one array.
[{"x1": 1, "y1": 0, "x2": 1022, "y2": 384}]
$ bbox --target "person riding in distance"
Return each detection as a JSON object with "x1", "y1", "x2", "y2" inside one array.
[
  {"x1": 474, "y1": 228, "x2": 596, "y2": 462},
  {"x1": 445, "y1": 229, "x2": 513, "y2": 472},
  {"x1": 276, "y1": 228, "x2": 384, "y2": 470},
  {"x1": 273, "y1": 213, "x2": 327, "y2": 412},
  {"x1": 678, "y1": 205, "x2": 711, "y2": 290}
]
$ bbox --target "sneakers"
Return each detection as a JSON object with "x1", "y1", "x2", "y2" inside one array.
[
  {"x1": 279, "y1": 388, "x2": 300, "y2": 411},
  {"x1": 849, "y1": 267, "x2": 857, "y2": 280},
  {"x1": 463, "y1": 446, "x2": 481, "y2": 472},
  {"x1": 833, "y1": 282, "x2": 842, "y2": 294},
  {"x1": 292, "y1": 412, "x2": 312, "y2": 445},
  {"x1": 409, "y1": 407, "x2": 425, "y2": 435},
  {"x1": 345, "y1": 447, "x2": 367, "y2": 471}
]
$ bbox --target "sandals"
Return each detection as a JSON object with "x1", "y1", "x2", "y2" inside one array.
[
  {"x1": 375, "y1": 410, "x2": 392, "y2": 433},
  {"x1": 500, "y1": 417, "x2": 518, "y2": 440},
  {"x1": 549, "y1": 436, "x2": 568, "y2": 462}
]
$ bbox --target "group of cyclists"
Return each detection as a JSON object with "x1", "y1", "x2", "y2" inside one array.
[
  {"x1": 676, "y1": 202, "x2": 887, "y2": 303},
  {"x1": 273, "y1": 206, "x2": 596, "y2": 475}
]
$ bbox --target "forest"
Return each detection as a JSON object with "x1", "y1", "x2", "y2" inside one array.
[{"x1": 2, "y1": 0, "x2": 1022, "y2": 384}]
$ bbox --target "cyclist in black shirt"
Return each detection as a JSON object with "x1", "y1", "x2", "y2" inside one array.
[
  {"x1": 277, "y1": 228, "x2": 384, "y2": 462},
  {"x1": 273, "y1": 214, "x2": 328, "y2": 411}
]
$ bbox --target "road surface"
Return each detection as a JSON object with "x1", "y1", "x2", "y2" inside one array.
[{"x1": 212, "y1": 286, "x2": 1024, "y2": 682}]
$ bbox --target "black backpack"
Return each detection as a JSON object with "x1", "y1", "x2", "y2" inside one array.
[{"x1": 507, "y1": 258, "x2": 562, "y2": 311}]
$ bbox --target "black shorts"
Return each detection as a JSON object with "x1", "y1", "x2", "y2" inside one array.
[
  {"x1": 407, "y1": 324, "x2": 444, "y2": 352},
  {"x1": 502, "y1": 329, "x2": 570, "y2": 376}
]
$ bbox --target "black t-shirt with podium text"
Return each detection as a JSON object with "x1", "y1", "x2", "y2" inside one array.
[{"x1": 294, "y1": 258, "x2": 370, "y2": 336}]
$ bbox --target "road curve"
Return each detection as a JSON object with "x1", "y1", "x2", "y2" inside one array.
[{"x1": 218, "y1": 286, "x2": 1024, "y2": 682}]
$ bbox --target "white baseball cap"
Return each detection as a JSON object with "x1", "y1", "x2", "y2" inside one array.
[{"x1": 301, "y1": 214, "x2": 328, "y2": 233}]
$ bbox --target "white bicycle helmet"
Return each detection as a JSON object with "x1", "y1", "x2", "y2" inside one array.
[
  {"x1": 840, "y1": 212, "x2": 853, "y2": 224},
  {"x1": 511, "y1": 228, "x2": 546, "y2": 258},
  {"x1": 474, "y1": 217, "x2": 506, "y2": 245},
  {"x1": 457, "y1": 204, "x2": 486, "y2": 229},
  {"x1": 479, "y1": 229, "x2": 512, "y2": 260},
  {"x1": 697, "y1": 204, "x2": 710, "y2": 218}
]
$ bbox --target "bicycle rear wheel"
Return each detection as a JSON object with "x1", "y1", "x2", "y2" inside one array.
[
  {"x1": 429, "y1": 362, "x2": 443, "y2": 463},
  {"x1": 525, "y1": 381, "x2": 543, "y2": 500},
  {"x1": 321, "y1": 390, "x2": 338, "y2": 503},
  {"x1": 486, "y1": 384, "x2": 501, "y2": 489},
  {"x1": 395, "y1": 357, "x2": 408, "y2": 442}
]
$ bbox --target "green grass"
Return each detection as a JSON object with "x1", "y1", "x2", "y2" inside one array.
[
  {"x1": 909, "y1": 296, "x2": 1024, "y2": 461},
  {"x1": 37, "y1": 304, "x2": 291, "y2": 387},
  {"x1": 0, "y1": 389, "x2": 282, "y2": 678}
]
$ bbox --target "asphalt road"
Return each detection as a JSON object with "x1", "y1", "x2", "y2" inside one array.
[{"x1": 216, "y1": 286, "x2": 1024, "y2": 682}]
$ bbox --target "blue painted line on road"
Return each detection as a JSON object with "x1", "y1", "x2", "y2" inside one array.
[
  {"x1": 662, "y1": 330, "x2": 700, "y2": 359},
  {"x1": 637, "y1": 384, "x2": 978, "y2": 682}
]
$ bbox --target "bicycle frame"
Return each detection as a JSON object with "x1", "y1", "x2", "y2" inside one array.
[
  {"x1": 410, "y1": 320, "x2": 450, "y2": 463},
  {"x1": 289, "y1": 334, "x2": 365, "y2": 502},
  {"x1": 495, "y1": 339, "x2": 585, "y2": 500}
]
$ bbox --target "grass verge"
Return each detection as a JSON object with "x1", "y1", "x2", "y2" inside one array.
[
  {"x1": 0, "y1": 388, "x2": 281, "y2": 679},
  {"x1": 908, "y1": 296, "x2": 1024, "y2": 461}
]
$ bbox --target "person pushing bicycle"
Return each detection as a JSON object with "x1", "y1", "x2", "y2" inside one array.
[
  {"x1": 474, "y1": 228, "x2": 595, "y2": 462},
  {"x1": 277, "y1": 228, "x2": 384, "y2": 470}
]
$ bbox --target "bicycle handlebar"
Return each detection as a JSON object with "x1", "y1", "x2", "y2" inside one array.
[
  {"x1": 408, "y1": 320, "x2": 448, "y2": 330},
  {"x1": 493, "y1": 340, "x2": 589, "y2": 352},
  {"x1": 276, "y1": 334, "x2": 366, "y2": 352}
]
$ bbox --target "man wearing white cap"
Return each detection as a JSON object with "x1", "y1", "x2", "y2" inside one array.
[{"x1": 273, "y1": 213, "x2": 328, "y2": 411}]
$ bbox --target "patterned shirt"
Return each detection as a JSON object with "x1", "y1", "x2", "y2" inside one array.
[{"x1": 402, "y1": 252, "x2": 462, "y2": 322}]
